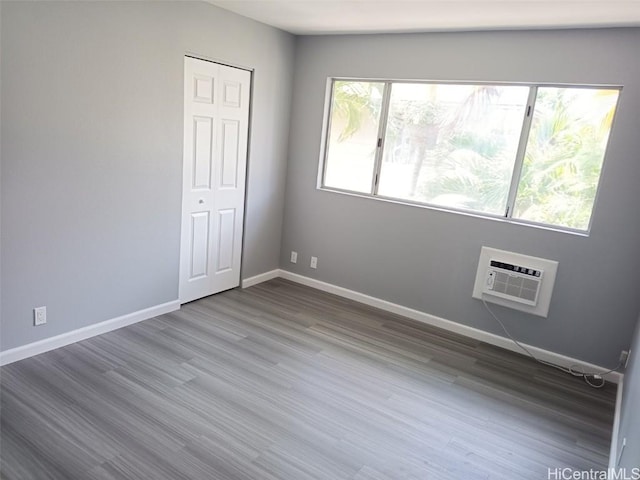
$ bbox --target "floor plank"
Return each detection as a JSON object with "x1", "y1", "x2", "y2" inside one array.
[{"x1": 0, "y1": 278, "x2": 616, "y2": 479}]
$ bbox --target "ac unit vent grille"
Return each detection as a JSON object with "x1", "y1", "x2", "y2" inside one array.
[
  {"x1": 492, "y1": 271, "x2": 539, "y2": 303},
  {"x1": 483, "y1": 259, "x2": 543, "y2": 306}
]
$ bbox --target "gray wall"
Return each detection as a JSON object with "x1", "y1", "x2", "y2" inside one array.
[
  {"x1": 0, "y1": 1, "x2": 3, "y2": 333},
  {"x1": 281, "y1": 29, "x2": 640, "y2": 367},
  {"x1": 0, "y1": 1, "x2": 294, "y2": 351},
  {"x1": 617, "y1": 314, "x2": 640, "y2": 468}
]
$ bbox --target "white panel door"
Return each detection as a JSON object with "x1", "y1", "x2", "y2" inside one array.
[{"x1": 180, "y1": 57, "x2": 250, "y2": 304}]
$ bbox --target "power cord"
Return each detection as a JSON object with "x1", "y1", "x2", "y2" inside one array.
[{"x1": 482, "y1": 299, "x2": 622, "y2": 389}]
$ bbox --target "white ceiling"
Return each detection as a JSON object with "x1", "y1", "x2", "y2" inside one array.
[{"x1": 205, "y1": 0, "x2": 640, "y2": 35}]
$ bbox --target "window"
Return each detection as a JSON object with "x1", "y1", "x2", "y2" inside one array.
[{"x1": 320, "y1": 79, "x2": 620, "y2": 232}]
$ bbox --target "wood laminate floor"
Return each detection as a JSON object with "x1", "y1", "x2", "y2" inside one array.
[{"x1": 1, "y1": 278, "x2": 616, "y2": 480}]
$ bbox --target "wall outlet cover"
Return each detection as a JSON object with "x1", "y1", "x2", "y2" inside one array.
[
  {"x1": 621, "y1": 350, "x2": 630, "y2": 368},
  {"x1": 34, "y1": 306, "x2": 47, "y2": 326}
]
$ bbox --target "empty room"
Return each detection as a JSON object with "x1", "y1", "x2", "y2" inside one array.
[{"x1": 1, "y1": 1, "x2": 639, "y2": 479}]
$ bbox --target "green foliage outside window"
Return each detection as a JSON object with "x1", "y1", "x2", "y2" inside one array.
[{"x1": 323, "y1": 79, "x2": 619, "y2": 232}]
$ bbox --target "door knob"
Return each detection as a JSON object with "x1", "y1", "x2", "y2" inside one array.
[{"x1": 198, "y1": 199, "x2": 204, "y2": 204}]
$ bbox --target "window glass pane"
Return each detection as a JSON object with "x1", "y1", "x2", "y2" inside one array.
[
  {"x1": 323, "y1": 81, "x2": 384, "y2": 193},
  {"x1": 513, "y1": 88, "x2": 619, "y2": 230},
  {"x1": 378, "y1": 83, "x2": 529, "y2": 215}
]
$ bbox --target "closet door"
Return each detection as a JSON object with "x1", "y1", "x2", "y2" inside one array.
[{"x1": 179, "y1": 57, "x2": 250, "y2": 304}]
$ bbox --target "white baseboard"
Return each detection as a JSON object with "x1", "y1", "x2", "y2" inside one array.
[
  {"x1": 241, "y1": 269, "x2": 280, "y2": 288},
  {"x1": 4, "y1": 268, "x2": 621, "y2": 385},
  {"x1": 274, "y1": 270, "x2": 622, "y2": 383},
  {"x1": 609, "y1": 380, "x2": 625, "y2": 468},
  {"x1": 0, "y1": 300, "x2": 180, "y2": 366}
]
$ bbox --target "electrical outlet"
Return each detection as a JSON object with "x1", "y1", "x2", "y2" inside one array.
[
  {"x1": 620, "y1": 350, "x2": 630, "y2": 368},
  {"x1": 290, "y1": 251, "x2": 298, "y2": 264},
  {"x1": 310, "y1": 256, "x2": 318, "y2": 269},
  {"x1": 34, "y1": 306, "x2": 47, "y2": 326}
]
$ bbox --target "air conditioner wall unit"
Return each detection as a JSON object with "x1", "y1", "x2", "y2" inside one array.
[
  {"x1": 472, "y1": 247, "x2": 558, "y2": 318},
  {"x1": 484, "y1": 259, "x2": 543, "y2": 306}
]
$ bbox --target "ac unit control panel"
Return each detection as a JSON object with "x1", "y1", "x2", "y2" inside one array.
[{"x1": 488, "y1": 260, "x2": 541, "y2": 278}]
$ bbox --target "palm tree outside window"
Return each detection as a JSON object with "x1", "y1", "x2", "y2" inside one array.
[{"x1": 321, "y1": 79, "x2": 620, "y2": 232}]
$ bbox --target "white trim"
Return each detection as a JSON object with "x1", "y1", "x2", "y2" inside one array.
[
  {"x1": 241, "y1": 269, "x2": 280, "y2": 288},
  {"x1": 609, "y1": 380, "x2": 625, "y2": 468},
  {"x1": 2, "y1": 268, "x2": 622, "y2": 385},
  {"x1": 0, "y1": 300, "x2": 180, "y2": 366},
  {"x1": 278, "y1": 270, "x2": 623, "y2": 383}
]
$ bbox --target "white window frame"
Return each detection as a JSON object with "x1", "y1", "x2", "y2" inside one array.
[{"x1": 318, "y1": 77, "x2": 621, "y2": 235}]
